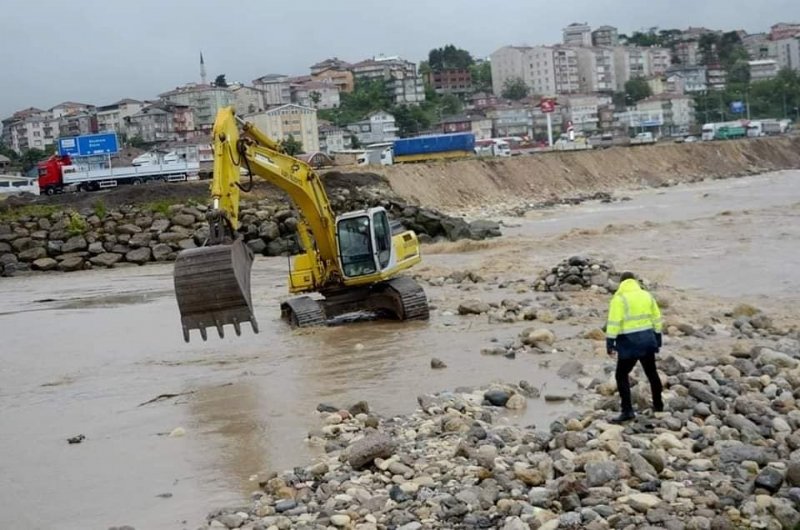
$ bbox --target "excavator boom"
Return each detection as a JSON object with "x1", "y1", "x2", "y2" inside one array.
[{"x1": 174, "y1": 107, "x2": 428, "y2": 342}]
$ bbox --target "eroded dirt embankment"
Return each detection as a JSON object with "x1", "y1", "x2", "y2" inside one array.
[{"x1": 374, "y1": 137, "x2": 800, "y2": 211}]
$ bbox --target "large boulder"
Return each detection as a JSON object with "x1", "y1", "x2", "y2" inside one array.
[
  {"x1": 126, "y1": 247, "x2": 152, "y2": 265},
  {"x1": 469, "y1": 220, "x2": 502, "y2": 240},
  {"x1": 441, "y1": 217, "x2": 472, "y2": 241},
  {"x1": 116, "y1": 224, "x2": 142, "y2": 235},
  {"x1": 171, "y1": 214, "x2": 196, "y2": 228},
  {"x1": 11, "y1": 237, "x2": 34, "y2": 251},
  {"x1": 62, "y1": 235, "x2": 88, "y2": 253},
  {"x1": 151, "y1": 244, "x2": 173, "y2": 261},
  {"x1": 58, "y1": 256, "x2": 85, "y2": 272},
  {"x1": 258, "y1": 221, "x2": 281, "y2": 241},
  {"x1": 128, "y1": 232, "x2": 153, "y2": 248},
  {"x1": 347, "y1": 433, "x2": 395, "y2": 470},
  {"x1": 32, "y1": 257, "x2": 58, "y2": 271},
  {"x1": 150, "y1": 219, "x2": 171, "y2": 232},
  {"x1": 18, "y1": 246, "x2": 47, "y2": 262},
  {"x1": 90, "y1": 253, "x2": 122, "y2": 268}
]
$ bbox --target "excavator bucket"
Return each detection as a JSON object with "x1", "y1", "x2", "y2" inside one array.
[{"x1": 173, "y1": 239, "x2": 259, "y2": 342}]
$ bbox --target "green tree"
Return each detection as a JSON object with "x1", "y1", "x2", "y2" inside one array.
[
  {"x1": 624, "y1": 77, "x2": 652, "y2": 103},
  {"x1": 309, "y1": 91, "x2": 322, "y2": 107},
  {"x1": 393, "y1": 105, "x2": 433, "y2": 136},
  {"x1": 727, "y1": 60, "x2": 751, "y2": 86},
  {"x1": 281, "y1": 134, "x2": 303, "y2": 156},
  {"x1": 469, "y1": 61, "x2": 492, "y2": 93},
  {"x1": 214, "y1": 74, "x2": 228, "y2": 87},
  {"x1": 128, "y1": 136, "x2": 148, "y2": 149},
  {"x1": 0, "y1": 141, "x2": 18, "y2": 162},
  {"x1": 439, "y1": 94, "x2": 463, "y2": 116},
  {"x1": 502, "y1": 77, "x2": 529, "y2": 101},
  {"x1": 19, "y1": 148, "x2": 48, "y2": 171},
  {"x1": 428, "y1": 44, "x2": 474, "y2": 70}
]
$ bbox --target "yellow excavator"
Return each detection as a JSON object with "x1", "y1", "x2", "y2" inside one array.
[{"x1": 173, "y1": 107, "x2": 429, "y2": 342}]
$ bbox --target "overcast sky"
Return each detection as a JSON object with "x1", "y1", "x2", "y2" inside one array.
[{"x1": 2, "y1": 0, "x2": 799, "y2": 118}]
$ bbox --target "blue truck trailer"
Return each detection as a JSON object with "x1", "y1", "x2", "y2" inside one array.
[{"x1": 392, "y1": 133, "x2": 475, "y2": 163}]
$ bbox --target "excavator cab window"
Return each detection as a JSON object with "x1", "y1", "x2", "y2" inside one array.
[
  {"x1": 338, "y1": 216, "x2": 377, "y2": 278},
  {"x1": 373, "y1": 210, "x2": 392, "y2": 269}
]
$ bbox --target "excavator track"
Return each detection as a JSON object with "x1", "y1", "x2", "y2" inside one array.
[
  {"x1": 281, "y1": 296, "x2": 327, "y2": 327},
  {"x1": 385, "y1": 277, "x2": 430, "y2": 321}
]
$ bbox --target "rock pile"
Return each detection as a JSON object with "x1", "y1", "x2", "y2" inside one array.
[
  {"x1": 533, "y1": 256, "x2": 620, "y2": 293},
  {"x1": 0, "y1": 193, "x2": 500, "y2": 277},
  {"x1": 205, "y1": 330, "x2": 800, "y2": 530}
]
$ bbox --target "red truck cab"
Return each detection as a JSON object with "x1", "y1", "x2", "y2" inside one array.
[{"x1": 37, "y1": 155, "x2": 71, "y2": 195}]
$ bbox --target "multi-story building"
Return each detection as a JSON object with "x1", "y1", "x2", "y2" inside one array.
[
  {"x1": 490, "y1": 46, "x2": 556, "y2": 96},
  {"x1": 592, "y1": 26, "x2": 619, "y2": 47},
  {"x1": 553, "y1": 47, "x2": 581, "y2": 94},
  {"x1": 636, "y1": 95, "x2": 695, "y2": 136},
  {"x1": 770, "y1": 22, "x2": 800, "y2": 41},
  {"x1": 674, "y1": 40, "x2": 701, "y2": 67},
  {"x1": 648, "y1": 48, "x2": 672, "y2": 76},
  {"x1": 50, "y1": 101, "x2": 94, "y2": 119},
  {"x1": 159, "y1": 83, "x2": 234, "y2": 129},
  {"x1": 485, "y1": 105, "x2": 533, "y2": 137},
  {"x1": 559, "y1": 94, "x2": 612, "y2": 135},
  {"x1": 58, "y1": 113, "x2": 98, "y2": 139},
  {"x1": 468, "y1": 92, "x2": 500, "y2": 109},
  {"x1": 252, "y1": 74, "x2": 292, "y2": 106},
  {"x1": 575, "y1": 47, "x2": 616, "y2": 93},
  {"x1": 743, "y1": 33, "x2": 777, "y2": 60},
  {"x1": 310, "y1": 58, "x2": 352, "y2": 76},
  {"x1": 613, "y1": 47, "x2": 648, "y2": 91},
  {"x1": 665, "y1": 65, "x2": 708, "y2": 94},
  {"x1": 346, "y1": 111, "x2": 399, "y2": 145},
  {"x1": 563, "y1": 22, "x2": 592, "y2": 47},
  {"x1": 248, "y1": 104, "x2": 320, "y2": 153},
  {"x1": 707, "y1": 64, "x2": 727, "y2": 91},
  {"x1": 95, "y1": 99, "x2": 144, "y2": 135},
  {"x1": 351, "y1": 56, "x2": 425, "y2": 105},
  {"x1": 438, "y1": 114, "x2": 493, "y2": 140},
  {"x1": 125, "y1": 103, "x2": 195, "y2": 143},
  {"x1": 311, "y1": 67, "x2": 355, "y2": 94},
  {"x1": 749, "y1": 59, "x2": 779, "y2": 81},
  {"x1": 775, "y1": 36, "x2": 800, "y2": 71},
  {"x1": 229, "y1": 84, "x2": 267, "y2": 115},
  {"x1": 531, "y1": 104, "x2": 564, "y2": 139},
  {"x1": 290, "y1": 81, "x2": 340, "y2": 109},
  {"x1": 426, "y1": 69, "x2": 473, "y2": 95},
  {"x1": 318, "y1": 120, "x2": 353, "y2": 153},
  {"x1": 1, "y1": 108, "x2": 58, "y2": 153}
]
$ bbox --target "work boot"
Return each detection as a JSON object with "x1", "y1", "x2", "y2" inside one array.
[
  {"x1": 653, "y1": 403, "x2": 664, "y2": 413},
  {"x1": 610, "y1": 411, "x2": 636, "y2": 424}
]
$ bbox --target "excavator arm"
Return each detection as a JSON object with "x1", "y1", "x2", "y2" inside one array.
[{"x1": 174, "y1": 107, "x2": 427, "y2": 342}]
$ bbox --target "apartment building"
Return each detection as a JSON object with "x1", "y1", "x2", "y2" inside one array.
[
  {"x1": 775, "y1": 36, "x2": 800, "y2": 71},
  {"x1": 125, "y1": 103, "x2": 195, "y2": 143},
  {"x1": 575, "y1": 47, "x2": 616, "y2": 93},
  {"x1": 563, "y1": 23, "x2": 592, "y2": 47},
  {"x1": 770, "y1": 22, "x2": 800, "y2": 41},
  {"x1": 553, "y1": 47, "x2": 580, "y2": 94},
  {"x1": 1, "y1": 108, "x2": 56, "y2": 153},
  {"x1": 438, "y1": 114, "x2": 493, "y2": 140},
  {"x1": 310, "y1": 58, "x2": 352, "y2": 76},
  {"x1": 50, "y1": 101, "x2": 94, "y2": 119},
  {"x1": 592, "y1": 26, "x2": 619, "y2": 47},
  {"x1": 485, "y1": 105, "x2": 533, "y2": 137},
  {"x1": 426, "y1": 69, "x2": 473, "y2": 95},
  {"x1": 636, "y1": 95, "x2": 695, "y2": 136},
  {"x1": 247, "y1": 104, "x2": 320, "y2": 153},
  {"x1": 559, "y1": 94, "x2": 612, "y2": 135},
  {"x1": 159, "y1": 83, "x2": 234, "y2": 129},
  {"x1": 351, "y1": 56, "x2": 425, "y2": 105},
  {"x1": 311, "y1": 67, "x2": 355, "y2": 94},
  {"x1": 230, "y1": 84, "x2": 267, "y2": 115},
  {"x1": 318, "y1": 121, "x2": 353, "y2": 153},
  {"x1": 346, "y1": 111, "x2": 399, "y2": 145},
  {"x1": 674, "y1": 40, "x2": 701, "y2": 67},
  {"x1": 613, "y1": 47, "x2": 648, "y2": 91},
  {"x1": 749, "y1": 59, "x2": 779, "y2": 81},
  {"x1": 58, "y1": 113, "x2": 98, "y2": 138},
  {"x1": 648, "y1": 48, "x2": 672, "y2": 76},
  {"x1": 291, "y1": 81, "x2": 341, "y2": 109},
  {"x1": 665, "y1": 65, "x2": 708, "y2": 94},
  {"x1": 252, "y1": 74, "x2": 292, "y2": 106},
  {"x1": 95, "y1": 99, "x2": 144, "y2": 134},
  {"x1": 490, "y1": 46, "x2": 556, "y2": 96}
]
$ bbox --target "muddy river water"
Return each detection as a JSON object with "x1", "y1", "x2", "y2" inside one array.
[{"x1": 1, "y1": 170, "x2": 799, "y2": 529}]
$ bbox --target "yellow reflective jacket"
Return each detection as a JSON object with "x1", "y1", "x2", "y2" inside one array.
[{"x1": 606, "y1": 279, "x2": 663, "y2": 359}]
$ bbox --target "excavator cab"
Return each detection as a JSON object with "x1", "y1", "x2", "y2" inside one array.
[{"x1": 336, "y1": 208, "x2": 393, "y2": 278}]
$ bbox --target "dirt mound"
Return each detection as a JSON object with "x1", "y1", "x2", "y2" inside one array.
[{"x1": 373, "y1": 137, "x2": 800, "y2": 212}]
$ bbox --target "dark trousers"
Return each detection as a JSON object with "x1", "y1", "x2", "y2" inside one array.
[{"x1": 616, "y1": 353, "x2": 663, "y2": 413}]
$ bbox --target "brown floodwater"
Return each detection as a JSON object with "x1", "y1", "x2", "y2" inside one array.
[{"x1": 1, "y1": 170, "x2": 799, "y2": 529}]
